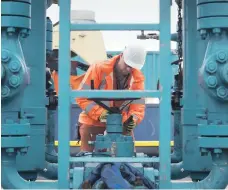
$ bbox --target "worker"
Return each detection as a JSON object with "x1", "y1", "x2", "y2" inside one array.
[{"x1": 76, "y1": 44, "x2": 147, "y2": 152}]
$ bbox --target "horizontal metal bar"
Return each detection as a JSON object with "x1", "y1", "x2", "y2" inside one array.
[
  {"x1": 71, "y1": 90, "x2": 161, "y2": 98},
  {"x1": 71, "y1": 23, "x2": 160, "y2": 31},
  {"x1": 2, "y1": 136, "x2": 30, "y2": 148},
  {"x1": 70, "y1": 156, "x2": 159, "y2": 163},
  {"x1": 198, "y1": 125, "x2": 228, "y2": 136},
  {"x1": 2, "y1": 123, "x2": 30, "y2": 136},
  {"x1": 198, "y1": 137, "x2": 228, "y2": 148}
]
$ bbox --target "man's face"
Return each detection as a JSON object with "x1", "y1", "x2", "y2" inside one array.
[{"x1": 117, "y1": 55, "x2": 133, "y2": 75}]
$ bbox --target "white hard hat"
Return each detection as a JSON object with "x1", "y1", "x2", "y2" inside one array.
[{"x1": 123, "y1": 44, "x2": 146, "y2": 70}]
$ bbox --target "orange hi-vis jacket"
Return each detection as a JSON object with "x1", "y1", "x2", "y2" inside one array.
[
  {"x1": 76, "y1": 55, "x2": 146, "y2": 127},
  {"x1": 51, "y1": 71, "x2": 85, "y2": 94}
]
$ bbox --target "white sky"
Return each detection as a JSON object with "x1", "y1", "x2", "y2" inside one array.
[{"x1": 47, "y1": 0, "x2": 178, "y2": 51}]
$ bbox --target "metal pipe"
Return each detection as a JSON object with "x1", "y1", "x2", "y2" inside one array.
[
  {"x1": 71, "y1": 90, "x2": 161, "y2": 99},
  {"x1": 71, "y1": 23, "x2": 160, "y2": 31},
  {"x1": 172, "y1": 151, "x2": 228, "y2": 189},
  {"x1": 46, "y1": 110, "x2": 58, "y2": 163},
  {"x1": 159, "y1": 0, "x2": 172, "y2": 188},
  {"x1": 70, "y1": 156, "x2": 159, "y2": 163},
  {"x1": 171, "y1": 161, "x2": 190, "y2": 180},
  {"x1": 1, "y1": 151, "x2": 58, "y2": 189},
  {"x1": 171, "y1": 111, "x2": 182, "y2": 163},
  {"x1": 39, "y1": 161, "x2": 58, "y2": 180},
  {"x1": 58, "y1": 0, "x2": 71, "y2": 188}
]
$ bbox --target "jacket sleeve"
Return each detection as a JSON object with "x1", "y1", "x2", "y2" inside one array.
[
  {"x1": 126, "y1": 70, "x2": 146, "y2": 124},
  {"x1": 76, "y1": 64, "x2": 105, "y2": 121}
]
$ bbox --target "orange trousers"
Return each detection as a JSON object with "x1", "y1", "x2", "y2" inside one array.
[{"x1": 79, "y1": 124, "x2": 135, "y2": 152}]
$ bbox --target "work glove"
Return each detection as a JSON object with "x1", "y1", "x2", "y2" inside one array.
[
  {"x1": 125, "y1": 120, "x2": 137, "y2": 133},
  {"x1": 99, "y1": 110, "x2": 109, "y2": 123}
]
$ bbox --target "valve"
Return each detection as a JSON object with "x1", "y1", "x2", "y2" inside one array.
[{"x1": 137, "y1": 30, "x2": 159, "y2": 40}]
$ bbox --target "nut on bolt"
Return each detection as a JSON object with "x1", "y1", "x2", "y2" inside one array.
[
  {"x1": 200, "y1": 148, "x2": 208, "y2": 156},
  {"x1": 212, "y1": 28, "x2": 221, "y2": 35},
  {"x1": 9, "y1": 61, "x2": 21, "y2": 72},
  {"x1": 20, "y1": 29, "x2": 30, "y2": 38},
  {"x1": 9, "y1": 75, "x2": 21, "y2": 88},
  {"x1": 217, "y1": 86, "x2": 228, "y2": 99},
  {"x1": 7, "y1": 27, "x2": 16, "y2": 35},
  {"x1": 216, "y1": 51, "x2": 227, "y2": 63},
  {"x1": 213, "y1": 148, "x2": 222, "y2": 154},
  {"x1": 20, "y1": 148, "x2": 28, "y2": 155},
  {"x1": 2, "y1": 86, "x2": 10, "y2": 98},
  {"x1": 1, "y1": 50, "x2": 11, "y2": 63},
  {"x1": 207, "y1": 76, "x2": 217, "y2": 88},
  {"x1": 200, "y1": 29, "x2": 207, "y2": 40},
  {"x1": 206, "y1": 61, "x2": 217, "y2": 73},
  {"x1": 6, "y1": 148, "x2": 15, "y2": 153}
]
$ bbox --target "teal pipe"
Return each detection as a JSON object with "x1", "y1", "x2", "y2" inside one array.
[
  {"x1": 1, "y1": 151, "x2": 58, "y2": 189},
  {"x1": 39, "y1": 161, "x2": 58, "y2": 180},
  {"x1": 171, "y1": 110, "x2": 182, "y2": 163},
  {"x1": 45, "y1": 145, "x2": 58, "y2": 163},
  {"x1": 46, "y1": 110, "x2": 58, "y2": 163},
  {"x1": 172, "y1": 151, "x2": 228, "y2": 189},
  {"x1": 171, "y1": 161, "x2": 189, "y2": 180}
]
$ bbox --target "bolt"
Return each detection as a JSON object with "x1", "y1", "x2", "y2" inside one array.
[
  {"x1": 20, "y1": 29, "x2": 30, "y2": 38},
  {"x1": 216, "y1": 51, "x2": 228, "y2": 63},
  {"x1": 212, "y1": 28, "x2": 221, "y2": 35},
  {"x1": 9, "y1": 75, "x2": 21, "y2": 88},
  {"x1": 220, "y1": 64, "x2": 228, "y2": 84},
  {"x1": 2, "y1": 86, "x2": 10, "y2": 98},
  {"x1": 9, "y1": 61, "x2": 21, "y2": 72},
  {"x1": 20, "y1": 147, "x2": 28, "y2": 155},
  {"x1": 20, "y1": 147, "x2": 28, "y2": 153},
  {"x1": 1, "y1": 50, "x2": 11, "y2": 63},
  {"x1": 6, "y1": 148, "x2": 15, "y2": 153},
  {"x1": 7, "y1": 27, "x2": 16, "y2": 36},
  {"x1": 200, "y1": 148, "x2": 209, "y2": 156},
  {"x1": 200, "y1": 29, "x2": 207, "y2": 40},
  {"x1": 206, "y1": 61, "x2": 217, "y2": 73},
  {"x1": 217, "y1": 86, "x2": 228, "y2": 99},
  {"x1": 213, "y1": 148, "x2": 222, "y2": 154},
  {"x1": 207, "y1": 76, "x2": 217, "y2": 88}
]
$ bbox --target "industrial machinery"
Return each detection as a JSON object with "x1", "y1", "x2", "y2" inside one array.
[{"x1": 1, "y1": 0, "x2": 228, "y2": 189}]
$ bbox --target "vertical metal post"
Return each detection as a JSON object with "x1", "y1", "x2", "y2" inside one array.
[
  {"x1": 153, "y1": 54, "x2": 158, "y2": 90},
  {"x1": 58, "y1": 0, "x2": 71, "y2": 188},
  {"x1": 159, "y1": 0, "x2": 171, "y2": 188}
]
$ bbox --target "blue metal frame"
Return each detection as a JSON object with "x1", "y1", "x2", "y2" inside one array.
[
  {"x1": 58, "y1": 0, "x2": 71, "y2": 188},
  {"x1": 58, "y1": 0, "x2": 172, "y2": 188},
  {"x1": 159, "y1": 1, "x2": 171, "y2": 188}
]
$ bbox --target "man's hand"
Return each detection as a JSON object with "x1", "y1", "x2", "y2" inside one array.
[
  {"x1": 125, "y1": 120, "x2": 136, "y2": 133},
  {"x1": 99, "y1": 110, "x2": 109, "y2": 123}
]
